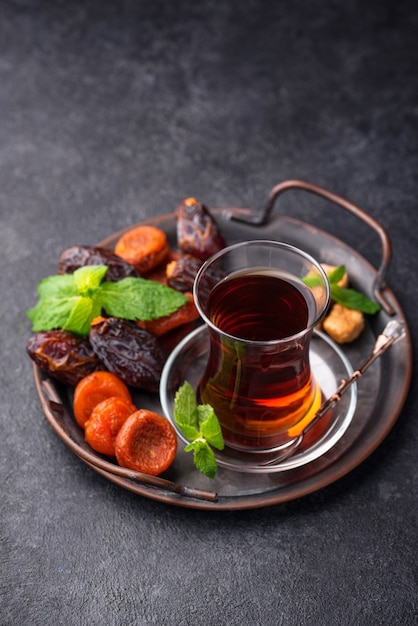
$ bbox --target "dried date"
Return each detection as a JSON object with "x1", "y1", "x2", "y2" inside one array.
[
  {"x1": 175, "y1": 197, "x2": 226, "y2": 261},
  {"x1": 166, "y1": 254, "x2": 202, "y2": 292},
  {"x1": 89, "y1": 318, "x2": 167, "y2": 392},
  {"x1": 26, "y1": 330, "x2": 103, "y2": 386},
  {"x1": 57, "y1": 245, "x2": 141, "y2": 281}
]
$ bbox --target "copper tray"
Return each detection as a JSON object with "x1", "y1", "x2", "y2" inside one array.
[{"x1": 33, "y1": 180, "x2": 413, "y2": 510}]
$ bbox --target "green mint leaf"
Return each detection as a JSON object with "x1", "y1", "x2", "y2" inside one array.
[
  {"x1": 36, "y1": 274, "x2": 79, "y2": 300},
  {"x1": 27, "y1": 269, "x2": 106, "y2": 335},
  {"x1": 174, "y1": 381, "x2": 224, "y2": 478},
  {"x1": 302, "y1": 274, "x2": 321, "y2": 288},
  {"x1": 303, "y1": 265, "x2": 381, "y2": 315},
  {"x1": 27, "y1": 295, "x2": 80, "y2": 331},
  {"x1": 174, "y1": 381, "x2": 198, "y2": 431},
  {"x1": 27, "y1": 264, "x2": 189, "y2": 336},
  {"x1": 184, "y1": 439, "x2": 218, "y2": 479},
  {"x1": 303, "y1": 265, "x2": 345, "y2": 287},
  {"x1": 330, "y1": 284, "x2": 381, "y2": 314},
  {"x1": 197, "y1": 405, "x2": 225, "y2": 450},
  {"x1": 100, "y1": 277, "x2": 188, "y2": 321},
  {"x1": 73, "y1": 265, "x2": 108, "y2": 296},
  {"x1": 178, "y1": 424, "x2": 200, "y2": 441},
  {"x1": 327, "y1": 264, "x2": 346, "y2": 284},
  {"x1": 62, "y1": 296, "x2": 102, "y2": 336}
]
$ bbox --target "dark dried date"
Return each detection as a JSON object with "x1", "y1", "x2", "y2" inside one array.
[
  {"x1": 57, "y1": 245, "x2": 141, "y2": 281},
  {"x1": 175, "y1": 197, "x2": 226, "y2": 261},
  {"x1": 166, "y1": 254, "x2": 202, "y2": 292},
  {"x1": 89, "y1": 318, "x2": 167, "y2": 392},
  {"x1": 26, "y1": 330, "x2": 103, "y2": 386}
]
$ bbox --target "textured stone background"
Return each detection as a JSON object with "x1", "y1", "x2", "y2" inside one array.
[{"x1": 1, "y1": 1, "x2": 417, "y2": 625}]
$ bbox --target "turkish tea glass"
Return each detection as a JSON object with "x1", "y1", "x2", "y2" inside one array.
[{"x1": 193, "y1": 240, "x2": 330, "y2": 454}]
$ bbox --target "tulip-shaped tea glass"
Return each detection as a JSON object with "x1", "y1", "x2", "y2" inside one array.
[{"x1": 193, "y1": 240, "x2": 330, "y2": 454}]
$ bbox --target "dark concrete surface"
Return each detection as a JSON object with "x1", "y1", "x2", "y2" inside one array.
[{"x1": 1, "y1": 1, "x2": 417, "y2": 624}]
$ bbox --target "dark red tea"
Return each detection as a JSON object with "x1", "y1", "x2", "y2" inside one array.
[
  {"x1": 199, "y1": 271, "x2": 321, "y2": 451},
  {"x1": 207, "y1": 272, "x2": 310, "y2": 340}
]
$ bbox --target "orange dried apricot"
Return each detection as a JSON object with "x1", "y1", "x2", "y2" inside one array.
[
  {"x1": 73, "y1": 371, "x2": 132, "y2": 428},
  {"x1": 114, "y1": 225, "x2": 170, "y2": 274},
  {"x1": 115, "y1": 409, "x2": 177, "y2": 476},
  {"x1": 84, "y1": 396, "x2": 137, "y2": 456}
]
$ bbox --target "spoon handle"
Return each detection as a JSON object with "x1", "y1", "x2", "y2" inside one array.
[{"x1": 304, "y1": 320, "x2": 406, "y2": 435}]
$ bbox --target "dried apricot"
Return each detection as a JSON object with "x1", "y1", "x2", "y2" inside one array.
[
  {"x1": 115, "y1": 410, "x2": 177, "y2": 476},
  {"x1": 114, "y1": 225, "x2": 170, "y2": 274},
  {"x1": 73, "y1": 371, "x2": 132, "y2": 428},
  {"x1": 84, "y1": 396, "x2": 137, "y2": 456}
]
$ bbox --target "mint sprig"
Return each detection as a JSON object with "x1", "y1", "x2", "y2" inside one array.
[
  {"x1": 304, "y1": 265, "x2": 381, "y2": 315},
  {"x1": 329, "y1": 283, "x2": 381, "y2": 314},
  {"x1": 174, "y1": 381, "x2": 224, "y2": 479},
  {"x1": 27, "y1": 265, "x2": 188, "y2": 336}
]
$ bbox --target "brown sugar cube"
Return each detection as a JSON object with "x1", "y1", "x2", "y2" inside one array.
[{"x1": 322, "y1": 303, "x2": 365, "y2": 344}]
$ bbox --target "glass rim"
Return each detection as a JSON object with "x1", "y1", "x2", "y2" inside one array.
[{"x1": 193, "y1": 239, "x2": 331, "y2": 345}]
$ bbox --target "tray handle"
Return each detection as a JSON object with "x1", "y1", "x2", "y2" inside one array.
[{"x1": 232, "y1": 179, "x2": 394, "y2": 315}]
